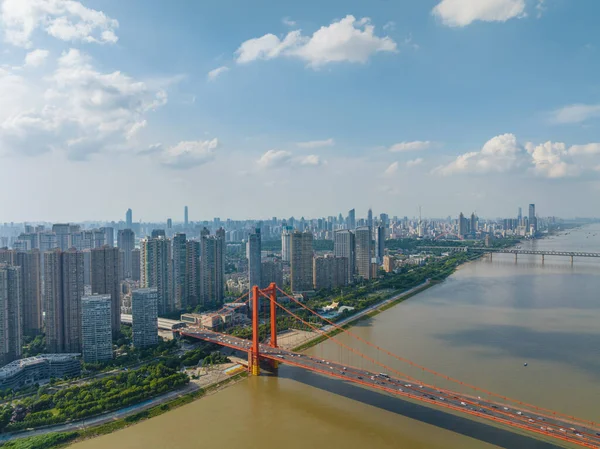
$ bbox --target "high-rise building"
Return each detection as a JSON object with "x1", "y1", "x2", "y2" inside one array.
[
  {"x1": 0, "y1": 264, "x2": 22, "y2": 365},
  {"x1": 101, "y1": 227, "x2": 114, "y2": 248},
  {"x1": 334, "y1": 230, "x2": 355, "y2": 282},
  {"x1": 131, "y1": 248, "x2": 141, "y2": 282},
  {"x1": 126, "y1": 208, "x2": 133, "y2": 229},
  {"x1": 313, "y1": 255, "x2": 348, "y2": 290},
  {"x1": 200, "y1": 228, "x2": 225, "y2": 306},
  {"x1": 529, "y1": 204, "x2": 537, "y2": 234},
  {"x1": 355, "y1": 227, "x2": 372, "y2": 281},
  {"x1": 172, "y1": 233, "x2": 187, "y2": 310},
  {"x1": 184, "y1": 206, "x2": 189, "y2": 228},
  {"x1": 261, "y1": 260, "x2": 283, "y2": 289},
  {"x1": 383, "y1": 255, "x2": 396, "y2": 273},
  {"x1": 290, "y1": 231, "x2": 313, "y2": 292},
  {"x1": 185, "y1": 240, "x2": 200, "y2": 308},
  {"x1": 151, "y1": 229, "x2": 166, "y2": 239},
  {"x1": 458, "y1": 212, "x2": 466, "y2": 237},
  {"x1": 15, "y1": 250, "x2": 42, "y2": 335},
  {"x1": 281, "y1": 227, "x2": 292, "y2": 262},
  {"x1": 470, "y1": 213, "x2": 477, "y2": 235},
  {"x1": 52, "y1": 224, "x2": 71, "y2": 251},
  {"x1": 518, "y1": 207, "x2": 523, "y2": 224},
  {"x1": 347, "y1": 209, "x2": 356, "y2": 230},
  {"x1": 375, "y1": 226, "x2": 385, "y2": 263},
  {"x1": 117, "y1": 229, "x2": 135, "y2": 279},
  {"x1": 131, "y1": 288, "x2": 158, "y2": 348},
  {"x1": 81, "y1": 295, "x2": 113, "y2": 363},
  {"x1": 248, "y1": 229, "x2": 261, "y2": 290},
  {"x1": 367, "y1": 208, "x2": 373, "y2": 229},
  {"x1": 140, "y1": 237, "x2": 172, "y2": 316},
  {"x1": 45, "y1": 249, "x2": 84, "y2": 353},
  {"x1": 91, "y1": 246, "x2": 122, "y2": 335}
]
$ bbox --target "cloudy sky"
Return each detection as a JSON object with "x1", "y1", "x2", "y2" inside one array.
[{"x1": 1, "y1": 0, "x2": 599, "y2": 223}]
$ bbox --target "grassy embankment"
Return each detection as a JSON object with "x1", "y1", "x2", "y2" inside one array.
[{"x1": 1, "y1": 372, "x2": 247, "y2": 449}]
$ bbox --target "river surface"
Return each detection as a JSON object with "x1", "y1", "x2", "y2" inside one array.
[{"x1": 74, "y1": 225, "x2": 600, "y2": 449}]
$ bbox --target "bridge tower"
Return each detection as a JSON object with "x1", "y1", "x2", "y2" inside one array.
[{"x1": 248, "y1": 283, "x2": 279, "y2": 376}]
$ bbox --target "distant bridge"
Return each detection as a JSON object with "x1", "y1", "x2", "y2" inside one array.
[{"x1": 417, "y1": 246, "x2": 600, "y2": 262}]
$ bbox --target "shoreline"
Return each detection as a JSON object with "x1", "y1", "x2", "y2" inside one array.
[{"x1": 0, "y1": 372, "x2": 248, "y2": 448}]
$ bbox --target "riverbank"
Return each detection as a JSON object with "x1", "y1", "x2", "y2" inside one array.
[{"x1": 0, "y1": 371, "x2": 248, "y2": 449}]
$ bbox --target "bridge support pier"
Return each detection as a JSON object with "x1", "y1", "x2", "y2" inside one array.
[
  {"x1": 571, "y1": 255, "x2": 574, "y2": 265},
  {"x1": 515, "y1": 253, "x2": 518, "y2": 262},
  {"x1": 489, "y1": 252, "x2": 492, "y2": 261},
  {"x1": 248, "y1": 285, "x2": 260, "y2": 376},
  {"x1": 269, "y1": 283, "x2": 279, "y2": 369},
  {"x1": 541, "y1": 254, "x2": 544, "y2": 264}
]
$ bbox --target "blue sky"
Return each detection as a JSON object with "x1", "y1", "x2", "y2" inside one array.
[{"x1": 0, "y1": 0, "x2": 599, "y2": 222}]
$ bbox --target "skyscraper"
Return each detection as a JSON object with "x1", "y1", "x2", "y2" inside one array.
[
  {"x1": 470, "y1": 213, "x2": 477, "y2": 235},
  {"x1": 375, "y1": 226, "x2": 385, "y2": 263},
  {"x1": 290, "y1": 231, "x2": 313, "y2": 292},
  {"x1": 52, "y1": 224, "x2": 71, "y2": 251},
  {"x1": 367, "y1": 208, "x2": 373, "y2": 229},
  {"x1": 518, "y1": 207, "x2": 523, "y2": 224},
  {"x1": 131, "y1": 248, "x2": 141, "y2": 282},
  {"x1": 151, "y1": 229, "x2": 166, "y2": 239},
  {"x1": 313, "y1": 255, "x2": 348, "y2": 290},
  {"x1": 458, "y1": 212, "x2": 466, "y2": 237},
  {"x1": 184, "y1": 206, "x2": 189, "y2": 229},
  {"x1": 45, "y1": 249, "x2": 84, "y2": 353},
  {"x1": 248, "y1": 229, "x2": 261, "y2": 290},
  {"x1": 355, "y1": 227, "x2": 372, "y2": 281},
  {"x1": 185, "y1": 240, "x2": 200, "y2": 308},
  {"x1": 529, "y1": 204, "x2": 537, "y2": 234},
  {"x1": 15, "y1": 250, "x2": 42, "y2": 335},
  {"x1": 0, "y1": 264, "x2": 22, "y2": 365},
  {"x1": 334, "y1": 230, "x2": 355, "y2": 282},
  {"x1": 101, "y1": 227, "x2": 114, "y2": 248},
  {"x1": 261, "y1": 260, "x2": 283, "y2": 289},
  {"x1": 281, "y1": 227, "x2": 292, "y2": 262},
  {"x1": 126, "y1": 208, "x2": 133, "y2": 229},
  {"x1": 140, "y1": 237, "x2": 172, "y2": 316},
  {"x1": 91, "y1": 246, "x2": 122, "y2": 335},
  {"x1": 117, "y1": 229, "x2": 135, "y2": 279},
  {"x1": 200, "y1": 228, "x2": 225, "y2": 306},
  {"x1": 81, "y1": 295, "x2": 113, "y2": 363},
  {"x1": 172, "y1": 233, "x2": 187, "y2": 310},
  {"x1": 132, "y1": 288, "x2": 158, "y2": 348},
  {"x1": 347, "y1": 209, "x2": 356, "y2": 230}
]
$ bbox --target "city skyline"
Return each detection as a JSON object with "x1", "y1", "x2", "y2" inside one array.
[{"x1": 0, "y1": 1, "x2": 599, "y2": 221}]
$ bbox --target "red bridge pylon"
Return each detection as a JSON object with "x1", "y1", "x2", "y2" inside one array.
[{"x1": 248, "y1": 283, "x2": 278, "y2": 375}]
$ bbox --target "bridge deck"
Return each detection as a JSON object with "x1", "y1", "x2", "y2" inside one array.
[
  {"x1": 181, "y1": 328, "x2": 600, "y2": 449},
  {"x1": 417, "y1": 247, "x2": 600, "y2": 257}
]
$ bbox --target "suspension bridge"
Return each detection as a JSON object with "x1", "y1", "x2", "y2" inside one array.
[{"x1": 179, "y1": 284, "x2": 600, "y2": 448}]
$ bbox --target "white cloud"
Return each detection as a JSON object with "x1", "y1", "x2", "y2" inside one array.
[
  {"x1": 257, "y1": 149, "x2": 292, "y2": 169},
  {"x1": 235, "y1": 15, "x2": 396, "y2": 68},
  {"x1": 383, "y1": 161, "x2": 399, "y2": 177},
  {"x1": 24, "y1": 48, "x2": 49, "y2": 67},
  {"x1": 525, "y1": 141, "x2": 579, "y2": 178},
  {"x1": 432, "y1": 0, "x2": 526, "y2": 27},
  {"x1": 406, "y1": 158, "x2": 424, "y2": 167},
  {"x1": 569, "y1": 143, "x2": 600, "y2": 155},
  {"x1": 0, "y1": 48, "x2": 168, "y2": 159},
  {"x1": 434, "y1": 133, "x2": 524, "y2": 175},
  {"x1": 536, "y1": 0, "x2": 546, "y2": 18},
  {"x1": 298, "y1": 154, "x2": 323, "y2": 166},
  {"x1": 435, "y1": 134, "x2": 600, "y2": 179},
  {"x1": 550, "y1": 103, "x2": 600, "y2": 124},
  {"x1": 161, "y1": 139, "x2": 219, "y2": 169},
  {"x1": 207, "y1": 66, "x2": 229, "y2": 81},
  {"x1": 389, "y1": 140, "x2": 432, "y2": 152},
  {"x1": 383, "y1": 21, "x2": 395, "y2": 31},
  {"x1": 282, "y1": 17, "x2": 296, "y2": 27},
  {"x1": 296, "y1": 138, "x2": 334, "y2": 149},
  {"x1": 1, "y1": 0, "x2": 119, "y2": 47}
]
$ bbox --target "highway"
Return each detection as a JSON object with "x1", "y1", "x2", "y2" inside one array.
[{"x1": 182, "y1": 328, "x2": 600, "y2": 449}]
